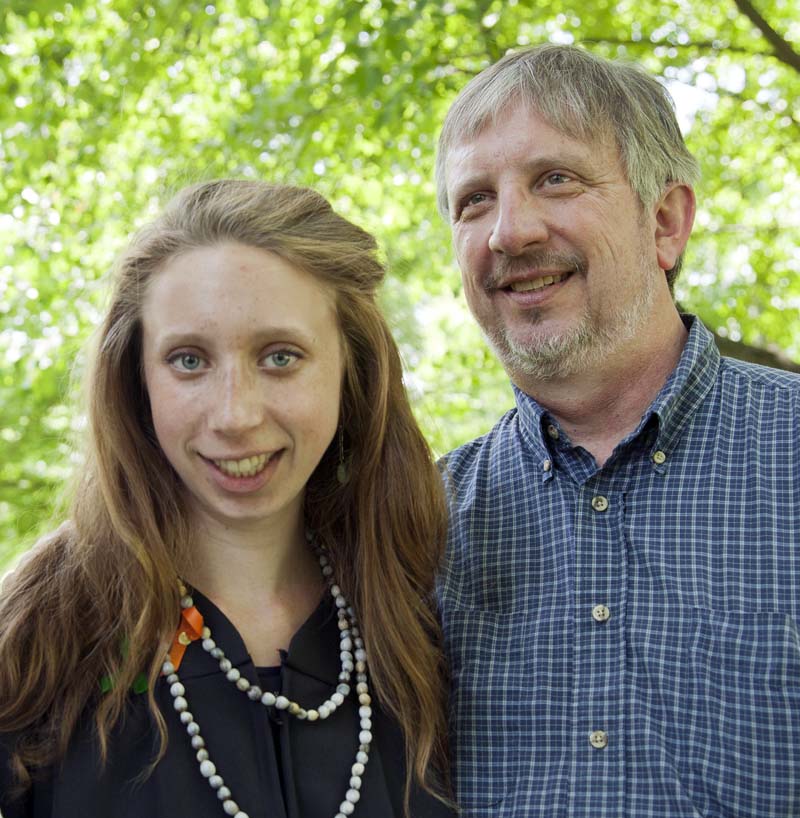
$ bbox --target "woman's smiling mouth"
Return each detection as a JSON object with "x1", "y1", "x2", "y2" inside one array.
[
  {"x1": 211, "y1": 454, "x2": 269, "y2": 478},
  {"x1": 202, "y1": 451, "x2": 282, "y2": 479}
]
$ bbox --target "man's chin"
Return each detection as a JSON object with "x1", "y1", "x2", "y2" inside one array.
[{"x1": 491, "y1": 327, "x2": 598, "y2": 382}]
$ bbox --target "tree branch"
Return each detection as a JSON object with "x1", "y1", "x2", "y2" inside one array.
[
  {"x1": 580, "y1": 36, "x2": 761, "y2": 59},
  {"x1": 732, "y1": 0, "x2": 800, "y2": 73}
]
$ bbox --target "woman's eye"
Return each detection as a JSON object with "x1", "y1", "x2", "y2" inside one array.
[
  {"x1": 264, "y1": 351, "x2": 299, "y2": 369},
  {"x1": 168, "y1": 352, "x2": 205, "y2": 372}
]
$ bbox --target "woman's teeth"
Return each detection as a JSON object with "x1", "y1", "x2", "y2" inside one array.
[{"x1": 212, "y1": 454, "x2": 269, "y2": 477}]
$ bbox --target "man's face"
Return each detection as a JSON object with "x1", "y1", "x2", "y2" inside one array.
[{"x1": 445, "y1": 105, "x2": 664, "y2": 382}]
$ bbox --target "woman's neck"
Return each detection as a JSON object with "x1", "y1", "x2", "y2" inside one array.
[{"x1": 181, "y1": 509, "x2": 324, "y2": 665}]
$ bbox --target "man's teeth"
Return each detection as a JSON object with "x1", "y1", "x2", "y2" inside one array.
[
  {"x1": 213, "y1": 454, "x2": 269, "y2": 477},
  {"x1": 510, "y1": 273, "x2": 565, "y2": 292}
]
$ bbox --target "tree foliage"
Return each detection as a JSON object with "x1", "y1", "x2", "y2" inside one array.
[{"x1": 1, "y1": 0, "x2": 798, "y2": 567}]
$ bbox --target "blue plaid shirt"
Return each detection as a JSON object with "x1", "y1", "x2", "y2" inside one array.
[{"x1": 439, "y1": 316, "x2": 800, "y2": 817}]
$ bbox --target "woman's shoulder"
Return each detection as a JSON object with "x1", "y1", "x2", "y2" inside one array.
[
  {"x1": 0, "y1": 728, "x2": 17, "y2": 778},
  {"x1": 0, "y1": 731, "x2": 31, "y2": 818},
  {"x1": 0, "y1": 694, "x2": 156, "y2": 818}
]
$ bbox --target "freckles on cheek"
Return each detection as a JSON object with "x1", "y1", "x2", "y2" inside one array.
[
  {"x1": 152, "y1": 396, "x2": 197, "y2": 433},
  {"x1": 146, "y1": 375, "x2": 196, "y2": 427},
  {"x1": 148, "y1": 399, "x2": 176, "y2": 435}
]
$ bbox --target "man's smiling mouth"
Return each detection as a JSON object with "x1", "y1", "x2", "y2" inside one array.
[{"x1": 508, "y1": 273, "x2": 568, "y2": 293}]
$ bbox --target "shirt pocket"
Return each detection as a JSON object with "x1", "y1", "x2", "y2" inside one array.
[
  {"x1": 686, "y1": 609, "x2": 800, "y2": 816},
  {"x1": 443, "y1": 608, "x2": 529, "y2": 814}
]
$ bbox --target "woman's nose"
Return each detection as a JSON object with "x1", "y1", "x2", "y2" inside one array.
[{"x1": 207, "y1": 366, "x2": 264, "y2": 435}]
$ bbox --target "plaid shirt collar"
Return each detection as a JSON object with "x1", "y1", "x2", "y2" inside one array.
[{"x1": 512, "y1": 314, "x2": 720, "y2": 470}]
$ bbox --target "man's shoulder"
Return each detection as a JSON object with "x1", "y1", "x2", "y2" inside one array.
[
  {"x1": 438, "y1": 409, "x2": 524, "y2": 504},
  {"x1": 717, "y1": 354, "x2": 800, "y2": 396},
  {"x1": 441, "y1": 409, "x2": 518, "y2": 467},
  {"x1": 698, "y1": 354, "x2": 800, "y2": 441}
]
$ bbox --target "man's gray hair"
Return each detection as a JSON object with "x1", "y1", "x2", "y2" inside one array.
[{"x1": 435, "y1": 44, "x2": 700, "y2": 215}]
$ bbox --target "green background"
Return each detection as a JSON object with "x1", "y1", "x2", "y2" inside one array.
[{"x1": 1, "y1": 0, "x2": 798, "y2": 568}]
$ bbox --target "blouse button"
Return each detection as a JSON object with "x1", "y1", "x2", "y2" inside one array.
[{"x1": 591, "y1": 495, "x2": 609, "y2": 512}]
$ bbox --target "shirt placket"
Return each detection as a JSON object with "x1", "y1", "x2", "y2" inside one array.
[{"x1": 569, "y1": 471, "x2": 629, "y2": 817}]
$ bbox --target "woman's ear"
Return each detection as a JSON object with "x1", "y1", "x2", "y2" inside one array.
[{"x1": 653, "y1": 183, "x2": 696, "y2": 272}]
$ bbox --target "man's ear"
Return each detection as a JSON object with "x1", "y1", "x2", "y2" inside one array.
[{"x1": 653, "y1": 183, "x2": 695, "y2": 272}]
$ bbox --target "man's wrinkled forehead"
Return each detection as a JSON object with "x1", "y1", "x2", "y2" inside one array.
[
  {"x1": 445, "y1": 101, "x2": 618, "y2": 189},
  {"x1": 477, "y1": 95, "x2": 616, "y2": 150},
  {"x1": 436, "y1": 86, "x2": 620, "y2": 216}
]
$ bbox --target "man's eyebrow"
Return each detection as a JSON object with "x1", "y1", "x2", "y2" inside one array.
[
  {"x1": 448, "y1": 172, "x2": 490, "y2": 201},
  {"x1": 449, "y1": 153, "x2": 592, "y2": 200}
]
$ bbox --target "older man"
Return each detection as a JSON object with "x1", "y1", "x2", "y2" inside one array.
[{"x1": 436, "y1": 45, "x2": 800, "y2": 817}]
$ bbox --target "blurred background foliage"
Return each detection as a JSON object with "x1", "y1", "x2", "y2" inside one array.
[{"x1": 1, "y1": 0, "x2": 798, "y2": 568}]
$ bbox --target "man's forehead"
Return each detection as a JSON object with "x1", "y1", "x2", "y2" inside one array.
[{"x1": 446, "y1": 106, "x2": 616, "y2": 178}]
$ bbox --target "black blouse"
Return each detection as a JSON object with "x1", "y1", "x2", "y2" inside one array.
[{"x1": 0, "y1": 593, "x2": 455, "y2": 818}]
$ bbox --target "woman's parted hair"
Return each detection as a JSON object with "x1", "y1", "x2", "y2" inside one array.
[
  {"x1": 435, "y1": 44, "x2": 700, "y2": 289},
  {"x1": 0, "y1": 181, "x2": 449, "y2": 803}
]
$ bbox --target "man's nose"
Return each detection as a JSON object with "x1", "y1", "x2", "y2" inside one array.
[
  {"x1": 488, "y1": 190, "x2": 550, "y2": 256},
  {"x1": 208, "y1": 366, "x2": 264, "y2": 435}
]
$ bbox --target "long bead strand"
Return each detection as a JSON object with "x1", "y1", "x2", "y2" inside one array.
[{"x1": 163, "y1": 548, "x2": 372, "y2": 818}]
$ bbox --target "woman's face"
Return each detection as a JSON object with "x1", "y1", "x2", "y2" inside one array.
[{"x1": 141, "y1": 242, "x2": 343, "y2": 535}]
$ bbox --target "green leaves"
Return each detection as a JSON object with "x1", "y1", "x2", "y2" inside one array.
[{"x1": 1, "y1": 0, "x2": 798, "y2": 567}]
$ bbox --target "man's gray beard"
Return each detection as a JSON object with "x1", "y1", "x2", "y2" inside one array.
[
  {"x1": 484, "y1": 316, "x2": 602, "y2": 380},
  {"x1": 485, "y1": 261, "x2": 657, "y2": 382}
]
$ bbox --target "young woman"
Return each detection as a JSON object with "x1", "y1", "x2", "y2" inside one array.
[{"x1": 0, "y1": 181, "x2": 454, "y2": 818}]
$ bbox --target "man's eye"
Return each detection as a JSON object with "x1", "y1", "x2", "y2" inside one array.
[
  {"x1": 465, "y1": 192, "x2": 489, "y2": 207},
  {"x1": 544, "y1": 173, "x2": 570, "y2": 186},
  {"x1": 456, "y1": 192, "x2": 491, "y2": 220},
  {"x1": 168, "y1": 352, "x2": 204, "y2": 372}
]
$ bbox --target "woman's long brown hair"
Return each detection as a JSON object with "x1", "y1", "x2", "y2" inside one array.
[{"x1": 0, "y1": 181, "x2": 449, "y2": 805}]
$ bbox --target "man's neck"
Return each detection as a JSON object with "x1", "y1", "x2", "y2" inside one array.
[{"x1": 514, "y1": 311, "x2": 688, "y2": 467}]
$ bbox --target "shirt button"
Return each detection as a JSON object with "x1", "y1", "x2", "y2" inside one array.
[
  {"x1": 546, "y1": 424, "x2": 559, "y2": 440},
  {"x1": 542, "y1": 459, "x2": 552, "y2": 472},
  {"x1": 652, "y1": 450, "x2": 667, "y2": 464},
  {"x1": 592, "y1": 604, "x2": 610, "y2": 623},
  {"x1": 589, "y1": 730, "x2": 608, "y2": 749},
  {"x1": 591, "y1": 495, "x2": 609, "y2": 512}
]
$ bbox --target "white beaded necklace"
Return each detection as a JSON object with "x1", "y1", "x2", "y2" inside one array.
[{"x1": 163, "y1": 547, "x2": 372, "y2": 818}]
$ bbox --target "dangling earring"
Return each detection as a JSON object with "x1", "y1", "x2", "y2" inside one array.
[{"x1": 336, "y1": 425, "x2": 348, "y2": 484}]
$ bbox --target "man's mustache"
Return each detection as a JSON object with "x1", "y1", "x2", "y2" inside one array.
[{"x1": 486, "y1": 249, "x2": 588, "y2": 289}]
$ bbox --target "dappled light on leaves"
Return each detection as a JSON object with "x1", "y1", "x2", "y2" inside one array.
[{"x1": 0, "y1": 0, "x2": 798, "y2": 565}]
